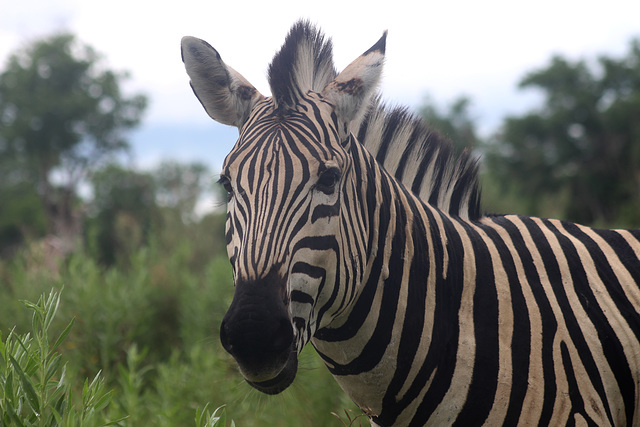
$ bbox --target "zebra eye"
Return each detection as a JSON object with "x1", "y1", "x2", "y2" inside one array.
[
  {"x1": 218, "y1": 175, "x2": 233, "y2": 200},
  {"x1": 316, "y1": 167, "x2": 341, "y2": 194}
]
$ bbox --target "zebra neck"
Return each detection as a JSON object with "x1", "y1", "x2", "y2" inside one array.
[{"x1": 312, "y1": 141, "x2": 467, "y2": 419}]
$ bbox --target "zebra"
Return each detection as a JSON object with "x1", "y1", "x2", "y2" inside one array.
[{"x1": 181, "y1": 21, "x2": 640, "y2": 426}]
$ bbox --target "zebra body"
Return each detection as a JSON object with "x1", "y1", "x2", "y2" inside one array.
[{"x1": 181, "y1": 21, "x2": 640, "y2": 426}]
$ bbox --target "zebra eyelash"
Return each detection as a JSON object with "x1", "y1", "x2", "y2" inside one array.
[
  {"x1": 217, "y1": 175, "x2": 234, "y2": 200},
  {"x1": 315, "y1": 167, "x2": 341, "y2": 194}
]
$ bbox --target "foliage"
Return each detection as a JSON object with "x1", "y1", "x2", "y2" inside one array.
[
  {"x1": 153, "y1": 160, "x2": 213, "y2": 224},
  {"x1": 85, "y1": 164, "x2": 158, "y2": 265},
  {"x1": 0, "y1": 236, "x2": 360, "y2": 426},
  {"x1": 332, "y1": 409, "x2": 369, "y2": 426},
  {"x1": 0, "y1": 182, "x2": 47, "y2": 257},
  {"x1": 83, "y1": 161, "x2": 222, "y2": 267},
  {"x1": 0, "y1": 288, "x2": 124, "y2": 426},
  {"x1": 485, "y1": 38, "x2": 640, "y2": 226},
  {"x1": 0, "y1": 32, "x2": 147, "y2": 250},
  {"x1": 195, "y1": 404, "x2": 234, "y2": 427}
]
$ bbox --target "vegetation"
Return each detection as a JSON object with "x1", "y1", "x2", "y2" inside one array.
[
  {"x1": 486, "y1": 39, "x2": 640, "y2": 226},
  {"x1": 0, "y1": 242, "x2": 360, "y2": 426},
  {"x1": 0, "y1": 288, "x2": 124, "y2": 426}
]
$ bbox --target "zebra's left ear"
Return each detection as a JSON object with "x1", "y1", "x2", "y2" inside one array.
[{"x1": 322, "y1": 31, "x2": 387, "y2": 137}]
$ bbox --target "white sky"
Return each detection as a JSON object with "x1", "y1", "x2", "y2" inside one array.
[{"x1": 1, "y1": 0, "x2": 639, "y2": 168}]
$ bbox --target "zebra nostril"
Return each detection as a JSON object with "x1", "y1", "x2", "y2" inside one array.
[
  {"x1": 220, "y1": 319, "x2": 232, "y2": 354},
  {"x1": 271, "y1": 317, "x2": 294, "y2": 354}
]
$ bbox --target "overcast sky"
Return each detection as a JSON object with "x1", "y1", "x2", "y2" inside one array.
[{"x1": 1, "y1": 0, "x2": 639, "y2": 170}]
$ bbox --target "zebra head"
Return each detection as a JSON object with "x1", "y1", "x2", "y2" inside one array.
[{"x1": 182, "y1": 22, "x2": 386, "y2": 394}]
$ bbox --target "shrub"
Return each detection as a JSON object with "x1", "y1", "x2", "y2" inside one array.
[{"x1": 0, "y1": 288, "x2": 124, "y2": 426}]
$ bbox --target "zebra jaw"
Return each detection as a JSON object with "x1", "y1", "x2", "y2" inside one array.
[{"x1": 243, "y1": 350, "x2": 298, "y2": 395}]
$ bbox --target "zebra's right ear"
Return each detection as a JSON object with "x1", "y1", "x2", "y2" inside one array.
[
  {"x1": 321, "y1": 31, "x2": 386, "y2": 138},
  {"x1": 181, "y1": 36, "x2": 264, "y2": 129}
]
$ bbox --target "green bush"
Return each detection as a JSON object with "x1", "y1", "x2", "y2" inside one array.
[{"x1": 0, "y1": 288, "x2": 124, "y2": 426}]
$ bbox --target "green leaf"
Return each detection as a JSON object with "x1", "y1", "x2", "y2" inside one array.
[
  {"x1": 45, "y1": 353, "x2": 62, "y2": 385},
  {"x1": 93, "y1": 389, "x2": 114, "y2": 412},
  {"x1": 52, "y1": 388, "x2": 67, "y2": 416},
  {"x1": 57, "y1": 362, "x2": 67, "y2": 390},
  {"x1": 51, "y1": 405, "x2": 64, "y2": 425},
  {"x1": 0, "y1": 330, "x2": 6, "y2": 361},
  {"x1": 4, "y1": 370, "x2": 14, "y2": 398},
  {"x1": 5, "y1": 402, "x2": 26, "y2": 427},
  {"x1": 9, "y1": 354, "x2": 39, "y2": 414},
  {"x1": 43, "y1": 288, "x2": 62, "y2": 331},
  {"x1": 19, "y1": 300, "x2": 39, "y2": 312},
  {"x1": 103, "y1": 415, "x2": 130, "y2": 425},
  {"x1": 195, "y1": 403, "x2": 210, "y2": 427},
  {"x1": 51, "y1": 317, "x2": 75, "y2": 355}
]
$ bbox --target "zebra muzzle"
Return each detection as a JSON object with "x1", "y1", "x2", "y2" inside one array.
[{"x1": 220, "y1": 273, "x2": 298, "y2": 393}]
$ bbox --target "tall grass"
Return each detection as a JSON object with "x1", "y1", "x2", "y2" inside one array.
[{"x1": 0, "y1": 238, "x2": 360, "y2": 425}]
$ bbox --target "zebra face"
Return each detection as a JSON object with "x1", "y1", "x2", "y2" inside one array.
[
  {"x1": 217, "y1": 96, "x2": 349, "y2": 393},
  {"x1": 181, "y1": 23, "x2": 386, "y2": 394}
]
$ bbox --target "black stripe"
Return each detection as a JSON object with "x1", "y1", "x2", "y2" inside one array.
[
  {"x1": 314, "y1": 174, "x2": 392, "y2": 344},
  {"x1": 560, "y1": 223, "x2": 638, "y2": 423},
  {"x1": 504, "y1": 216, "x2": 558, "y2": 425},
  {"x1": 327, "y1": 187, "x2": 406, "y2": 378},
  {"x1": 407, "y1": 211, "x2": 466, "y2": 426},
  {"x1": 453, "y1": 222, "x2": 499, "y2": 426},
  {"x1": 483, "y1": 217, "x2": 531, "y2": 426},
  {"x1": 377, "y1": 195, "x2": 429, "y2": 425},
  {"x1": 560, "y1": 341, "x2": 599, "y2": 426}
]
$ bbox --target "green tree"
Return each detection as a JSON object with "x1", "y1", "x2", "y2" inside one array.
[
  {"x1": 154, "y1": 160, "x2": 212, "y2": 224},
  {"x1": 152, "y1": 161, "x2": 230, "y2": 271},
  {"x1": 486, "y1": 39, "x2": 640, "y2": 226},
  {"x1": 0, "y1": 33, "x2": 147, "y2": 252},
  {"x1": 86, "y1": 164, "x2": 158, "y2": 265},
  {"x1": 0, "y1": 182, "x2": 47, "y2": 256}
]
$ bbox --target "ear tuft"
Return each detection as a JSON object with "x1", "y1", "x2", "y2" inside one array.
[{"x1": 363, "y1": 30, "x2": 387, "y2": 56}]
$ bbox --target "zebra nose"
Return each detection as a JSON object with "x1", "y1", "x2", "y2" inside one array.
[
  {"x1": 219, "y1": 272, "x2": 294, "y2": 380},
  {"x1": 220, "y1": 311, "x2": 294, "y2": 383},
  {"x1": 220, "y1": 315, "x2": 293, "y2": 358}
]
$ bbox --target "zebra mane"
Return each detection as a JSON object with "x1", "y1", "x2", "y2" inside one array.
[
  {"x1": 357, "y1": 97, "x2": 482, "y2": 220},
  {"x1": 268, "y1": 21, "x2": 482, "y2": 220},
  {"x1": 268, "y1": 20, "x2": 337, "y2": 109}
]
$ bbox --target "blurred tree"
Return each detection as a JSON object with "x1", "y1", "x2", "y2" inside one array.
[
  {"x1": 153, "y1": 160, "x2": 212, "y2": 224},
  {"x1": 0, "y1": 33, "x2": 147, "y2": 253},
  {"x1": 86, "y1": 164, "x2": 158, "y2": 266},
  {"x1": 151, "y1": 161, "x2": 230, "y2": 271},
  {"x1": 418, "y1": 94, "x2": 481, "y2": 153},
  {"x1": 485, "y1": 39, "x2": 640, "y2": 226},
  {"x1": 0, "y1": 182, "x2": 47, "y2": 255}
]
